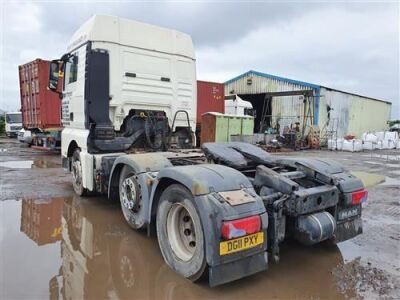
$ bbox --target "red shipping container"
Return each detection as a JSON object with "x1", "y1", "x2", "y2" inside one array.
[
  {"x1": 19, "y1": 59, "x2": 61, "y2": 130},
  {"x1": 196, "y1": 80, "x2": 224, "y2": 126}
]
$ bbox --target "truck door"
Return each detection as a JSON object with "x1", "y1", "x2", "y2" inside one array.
[{"x1": 62, "y1": 49, "x2": 86, "y2": 129}]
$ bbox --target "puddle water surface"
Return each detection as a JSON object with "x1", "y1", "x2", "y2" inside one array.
[
  {"x1": 0, "y1": 197, "x2": 356, "y2": 299},
  {"x1": 0, "y1": 160, "x2": 34, "y2": 168},
  {"x1": 0, "y1": 159, "x2": 59, "y2": 169}
]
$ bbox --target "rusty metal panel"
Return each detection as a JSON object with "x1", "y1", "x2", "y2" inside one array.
[
  {"x1": 197, "y1": 80, "x2": 224, "y2": 126},
  {"x1": 201, "y1": 113, "x2": 224, "y2": 143},
  {"x1": 201, "y1": 113, "x2": 215, "y2": 143},
  {"x1": 18, "y1": 59, "x2": 62, "y2": 130},
  {"x1": 224, "y1": 71, "x2": 314, "y2": 96},
  {"x1": 218, "y1": 190, "x2": 256, "y2": 206}
]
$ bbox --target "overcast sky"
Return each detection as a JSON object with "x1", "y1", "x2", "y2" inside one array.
[{"x1": 1, "y1": 0, "x2": 399, "y2": 118}]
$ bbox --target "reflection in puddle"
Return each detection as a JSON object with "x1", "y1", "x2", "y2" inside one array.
[
  {"x1": 20, "y1": 198, "x2": 64, "y2": 246},
  {"x1": 0, "y1": 159, "x2": 59, "y2": 169},
  {"x1": 0, "y1": 197, "x2": 357, "y2": 299},
  {"x1": 0, "y1": 160, "x2": 34, "y2": 168}
]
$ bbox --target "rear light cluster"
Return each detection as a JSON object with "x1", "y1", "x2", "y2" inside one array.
[
  {"x1": 351, "y1": 189, "x2": 368, "y2": 205},
  {"x1": 221, "y1": 215, "x2": 261, "y2": 240}
]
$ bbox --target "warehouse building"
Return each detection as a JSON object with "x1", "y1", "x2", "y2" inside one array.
[{"x1": 224, "y1": 70, "x2": 392, "y2": 138}]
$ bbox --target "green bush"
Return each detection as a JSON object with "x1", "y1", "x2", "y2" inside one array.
[{"x1": 388, "y1": 120, "x2": 400, "y2": 127}]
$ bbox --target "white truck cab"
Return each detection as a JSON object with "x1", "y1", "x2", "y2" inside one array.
[
  {"x1": 49, "y1": 15, "x2": 196, "y2": 159},
  {"x1": 5, "y1": 112, "x2": 22, "y2": 138},
  {"x1": 225, "y1": 95, "x2": 255, "y2": 117}
]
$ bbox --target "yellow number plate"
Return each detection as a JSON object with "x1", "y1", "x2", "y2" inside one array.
[{"x1": 219, "y1": 232, "x2": 264, "y2": 256}]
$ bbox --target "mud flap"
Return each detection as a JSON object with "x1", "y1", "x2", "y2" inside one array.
[
  {"x1": 209, "y1": 252, "x2": 267, "y2": 287},
  {"x1": 334, "y1": 217, "x2": 363, "y2": 243}
]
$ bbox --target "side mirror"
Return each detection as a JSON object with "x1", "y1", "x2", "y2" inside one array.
[{"x1": 48, "y1": 60, "x2": 60, "y2": 92}]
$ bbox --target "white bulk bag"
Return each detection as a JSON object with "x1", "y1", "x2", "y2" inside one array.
[
  {"x1": 342, "y1": 139, "x2": 362, "y2": 152},
  {"x1": 327, "y1": 139, "x2": 335, "y2": 150},
  {"x1": 336, "y1": 138, "x2": 344, "y2": 151},
  {"x1": 364, "y1": 133, "x2": 378, "y2": 143},
  {"x1": 379, "y1": 140, "x2": 395, "y2": 149},
  {"x1": 362, "y1": 141, "x2": 375, "y2": 150},
  {"x1": 375, "y1": 131, "x2": 385, "y2": 140},
  {"x1": 384, "y1": 131, "x2": 399, "y2": 141}
]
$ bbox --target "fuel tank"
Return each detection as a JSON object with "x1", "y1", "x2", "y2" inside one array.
[{"x1": 294, "y1": 211, "x2": 336, "y2": 245}]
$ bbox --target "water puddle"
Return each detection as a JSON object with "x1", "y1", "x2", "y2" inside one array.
[
  {"x1": 368, "y1": 154, "x2": 400, "y2": 161},
  {"x1": 351, "y1": 171, "x2": 385, "y2": 187},
  {"x1": 0, "y1": 160, "x2": 34, "y2": 168},
  {"x1": 0, "y1": 197, "x2": 359, "y2": 299},
  {"x1": 381, "y1": 176, "x2": 400, "y2": 186},
  {"x1": 0, "y1": 159, "x2": 59, "y2": 169}
]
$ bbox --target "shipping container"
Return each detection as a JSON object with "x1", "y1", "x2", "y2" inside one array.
[
  {"x1": 196, "y1": 80, "x2": 224, "y2": 126},
  {"x1": 18, "y1": 59, "x2": 62, "y2": 150},
  {"x1": 19, "y1": 59, "x2": 61, "y2": 130}
]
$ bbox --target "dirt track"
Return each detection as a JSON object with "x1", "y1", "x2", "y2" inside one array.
[{"x1": 0, "y1": 137, "x2": 399, "y2": 299}]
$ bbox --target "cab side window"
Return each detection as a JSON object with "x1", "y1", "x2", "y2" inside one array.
[{"x1": 65, "y1": 55, "x2": 78, "y2": 85}]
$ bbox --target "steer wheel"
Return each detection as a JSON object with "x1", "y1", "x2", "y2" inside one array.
[{"x1": 71, "y1": 149, "x2": 90, "y2": 196}]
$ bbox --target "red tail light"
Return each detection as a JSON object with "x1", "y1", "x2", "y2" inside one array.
[
  {"x1": 352, "y1": 189, "x2": 368, "y2": 205},
  {"x1": 221, "y1": 215, "x2": 261, "y2": 240}
]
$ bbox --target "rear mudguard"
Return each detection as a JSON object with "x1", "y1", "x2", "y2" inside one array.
[{"x1": 153, "y1": 164, "x2": 268, "y2": 286}]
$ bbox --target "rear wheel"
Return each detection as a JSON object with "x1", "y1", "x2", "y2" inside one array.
[
  {"x1": 119, "y1": 165, "x2": 146, "y2": 229},
  {"x1": 156, "y1": 184, "x2": 206, "y2": 281},
  {"x1": 71, "y1": 149, "x2": 89, "y2": 196}
]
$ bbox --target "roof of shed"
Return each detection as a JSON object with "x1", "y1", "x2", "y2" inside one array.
[{"x1": 225, "y1": 70, "x2": 391, "y2": 105}]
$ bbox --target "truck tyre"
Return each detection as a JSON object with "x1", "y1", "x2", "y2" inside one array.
[
  {"x1": 119, "y1": 165, "x2": 146, "y2": 229},
  {"x1": 156, "y1": 184, "x2": 207, "y2": 281},
  {"x1": 71, "y1": 149, "x2": 89, "y2": 196}
]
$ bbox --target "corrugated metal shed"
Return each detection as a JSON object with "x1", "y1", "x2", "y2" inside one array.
[
  {"x1": 225, "y1": 70, "x2": 392, "y2": 137},
  {"x1": 318, "y1": 87, "x2": 391, "y2": 137}
]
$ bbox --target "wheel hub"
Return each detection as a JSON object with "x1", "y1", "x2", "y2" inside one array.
[
  {"x1": 121, "y1": 176, "x2": 139, "y2": 211},
  {"x1": 72, "y1": 160, "x2": 82, "y2": 185},
  {"x1": 166, "y1": 203, "x2": 197, "y2": 261}
]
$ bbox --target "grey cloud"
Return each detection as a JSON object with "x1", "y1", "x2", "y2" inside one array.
[{"x1": 0, "y1": 1, "x2": 399, "y2": 118}]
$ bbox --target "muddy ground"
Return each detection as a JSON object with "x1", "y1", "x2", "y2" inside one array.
[{"x1": 0, "y1": 137, "x2": 399, "y2": 299}]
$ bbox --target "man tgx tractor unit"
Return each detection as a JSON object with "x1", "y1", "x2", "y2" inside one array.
[{"x1": 48, "y1": 15, "x2": 366, "y2": 286}]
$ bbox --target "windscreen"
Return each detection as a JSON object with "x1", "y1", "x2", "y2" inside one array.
[
  {"x1": 6, "y1": 114, "x2": 22, "y2": 124},
  {"x1": 244, "y1": 108, "x2": 256, "y2": 117}
]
